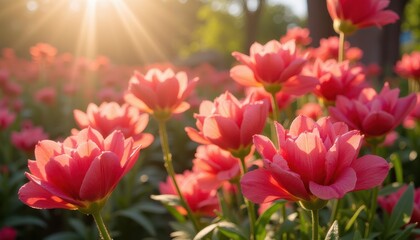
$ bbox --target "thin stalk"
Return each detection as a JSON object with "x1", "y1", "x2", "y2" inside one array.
[
  {"x1": 329, "y1": 199, "x2": 341, "y2": 225},
  {"x1": 158, "y1": 120, "x2": 201, "y2": 231},
  {"x1": 338, "y1": 32, "x2": 345, "y2": 62},
  {"x1": 238, "y1": 155, "x2": 256, "y2": 240},
  {"x1": 364, "y1": 187, "x2": 379, "y2": 238},
  {"x1": 364, "y1": 143, "x2": 380, "y2": 238},
  {"x1": 92, "y1": 211, "x2": 112, "y2": 240},
  {"x1": 269, "y1": 91, "x2": 279, "y2": 147},
  {"x1": 311, "y1": 209, "x2": 319, "y2": 240}
]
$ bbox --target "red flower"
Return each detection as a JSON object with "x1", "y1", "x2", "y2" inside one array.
[
  {"x1": 73, "y1": 102, "x2": 154, "y2": 148},
  {"x1": 30, "y1": 43, "x2": 57, "y2": 64},
  {"x1": 329, "y1": 82, "x2": 417, "y2": 137},
  {"x1": 241, "y1": 115, "x2": 389, "y2": 204},
  {"x1": 395, "y1": 51, "x2": 420, "y2": 80},
  {"x1": 18, "y1": 128, "x2": 140, "y2": 212},
  {"x1": 159, "y1": 170, "x2": 219, "y2": 217},
  {"x1": 185, "y1": 91, "x2": 269, "y2": 154},
  {"x1": 327, "y1": 0, "x2": 399, "y2": 34},
  {"x1": 230, "y1": 40, "x2": 318, "y2": 95},
  {"x1": 0, "y1": 226, "x2": 17, "y2": 240},
  {"x1": 125, "y1": 68, "x2": 198, "y2": 121},
  {"x1": 305, "y1": 59, "x2": 368, "y2": 103}
]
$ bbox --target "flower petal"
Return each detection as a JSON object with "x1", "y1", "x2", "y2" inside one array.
[
  {"x1": 241, "y1": 169, "x2": 298, "y2": 203},
  {"x1": 351, "y1": 155, "x2": 389, "y2": 191},
  {"x1": 79, "y1": 152, "x2": 122, "y2": 201},
  {"x1": 309, "y1": 167, "x2": 356, "y2": 200},
  {"x1": 18, "y1": 182, "x2": 78, "y2": 210}
]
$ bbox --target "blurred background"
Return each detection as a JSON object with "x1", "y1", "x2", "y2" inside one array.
[{"x1": 0, "y1": 0, "x2": 418, "y2": 69}]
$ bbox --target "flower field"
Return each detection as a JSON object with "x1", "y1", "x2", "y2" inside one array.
[{"x1": 0, "y1": 0, "x2": 420, "y2": 239}]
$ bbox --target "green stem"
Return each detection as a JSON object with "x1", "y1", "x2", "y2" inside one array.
[
  {"x1": 157, "y1": 120, "x2": 201, "y2": 231},
  {"x1": 92, "y1": 211, "x2": 112, "y2": 240},
  {"x1": 269, "y1": 91, "x2": 279, "y2": 147},
  {"x1": 364, "y1": 187, "x2": 379, "y2": 238},
  {"x1": 338, "y1": 32, "x2": 345, "y2": 62},
  {"x1": 238, "y1": 155, "x2": 256, "y2": 240},
  {"x1": 329, "y1": 199, "x2": 341, "y2": 225},
  {"x1": 311, "y1": 209, "x2": 319, "y2": 240}
]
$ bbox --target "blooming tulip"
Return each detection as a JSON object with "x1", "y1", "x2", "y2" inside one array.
[
  {"x1": 0, "y1": 107, "x2": 15, "y2": 130},
  {"x1": 327, "y1": 0, "x2": 399, "y2": 35},
  {"x1": 280, "y1": 27, "x2": 312, "y2": 47},
  {"x1": 124, "y1": 68, "x2": 198, "y2": 121},
  {"x1": 73, "y1": 102, "x2": 154, "y2": 148},
  {"x1": 159, "y1": 170, "x2": 219, "y2": 217},
  {"x1": 185, "y1": 91, "x2": 269, "y2": 155},
  {"x1": 192, "y1": 145, "x2": 254, "y2": 190},
  {"x1": 241, "y1": 115, "x2": 389, "y2": 204},
  {"x1": 329, "y1": 82, "x2": 417, "y2": 137},
  {"x1": 230, "y1": 40, "x2": 318, "y2": 95},
  {"x1": 18, "y1": 128, "x2": 140, "y2": 213},
  {"x1": 305, "y1": 59, "x2": 368, "y2": 103}
]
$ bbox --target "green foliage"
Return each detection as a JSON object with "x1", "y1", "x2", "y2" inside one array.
[{"x1": 402, "y1": 0, "x2": 420, "y2": 51}]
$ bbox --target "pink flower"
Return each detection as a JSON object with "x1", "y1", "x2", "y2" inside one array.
[
  {"x1": 34, "y1": 87, "x2": 57, "y2": 105},
  {"x1": 280, "y1": 27, "x2": 312, "y2": 47},
  {"x1": 124, "y1": 68, "x2": 198, "y2": 121},
  {"x1": 0, "y1": 226, "x2": 17, "y2": 240},
  {"x1": 327, "y1": 0, "x2": 399, "y2": 34},
  {"x1": 329, "y1": 82, "x2": 417, "y2": 137},
  {"x1": 73, "y1": 102, "x2": 154, "y2": 148},
  {"x1": 296, "y1": 102, "x2": 323, "y2": 120},
  {"x1": 11, "y1": 125, "x2": 48, "y2": 152},
  {"x1": 18, "y1": 128, "x2": 140, "y2": 211},
  {"x1": 378, "y1": 185, "x2": 420, "y2": 225},
  {"x1": 0, "y1": 107, "x2": 15, "y2": 130},
  {"x1": 192, "y1": 145, "x2": 253, "y2": 190},
  {"x1": 185, "y1": 91, "x2": 269, "y2": 154},
  {"x1": 395, "y1": 51, "x2": 420, "y2": 80},
  {"x1": 230, "y1": 40, "x2": 318, "y2": 95},
  {"x1": 30, "y1": 43, "x2": 57, "y2": 64},
  {"x1": 159, "y1": 170, "x2": 219, "y2": 217},
  {"x1": 246, "y1": 87, "x2": 295, "y2": 114},
  {"x1": 310, "y1": 37, "x2": 363, "y2": 62},
  {"x1": 241, "y1": 115, "x2": 389, "y2": 204},
  {"x1": 305, "y1": 59, "x2": 368, "y2": 102},
  {"x1": 403, "y1": 93, "x2": 420, "y2": 129}
]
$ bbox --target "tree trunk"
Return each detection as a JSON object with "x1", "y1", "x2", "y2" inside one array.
[
  {"x1": 306, "y1": 0, "x2": 335, "y2": 47},
  {"x1": 241, "y1": 0, "x2": 266, "y2": 51}
]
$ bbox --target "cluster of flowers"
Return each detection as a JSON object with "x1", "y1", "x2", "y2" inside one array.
[{"x1": 0, "y1": 0, "x2": 419, "y2": 239}]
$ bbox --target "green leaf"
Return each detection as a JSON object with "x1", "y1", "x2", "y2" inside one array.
[
  {"x1": 379, "y1": 183, "x2": 403, "y2": 196},
  {"x1": 344, "y1": 205, "x2": 366, "y2": 232},
  {"x1": 325, "y1": 220, "x2": 339, "y2": 240},
  {"x1": 389, "y1": 223, "x2": 416, "y2": 240},
  {"x1": 386, "y1": 184, "x2": 414, "y2": 237},
  {"x1": 151, "y1": 194, "x2": 185, "y2": 223},
  {"x1": 217, "y1": 221, "x2": 247, "y2": 240},
  {"x1": 68, "y1": 218, "x2": 87, "y2": 238},
  {"x1": 193, "y1": 223, "x2": 218, "y2": 240},
  {"x1": 135, "y1": 201, "x2": 166, "y2": 214},
  {"x1": 115, "y1": 210, "x2": 156, "y2": 236},
  {"x1": 44, "y1": 232, "x2": 81, "y2": 240},
  {"x1": 255, "y1": 201, "x2": 284, "y2": 240},
  {"x1": 4, "y1": 215, "x2": 47, "y2": 228}
]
